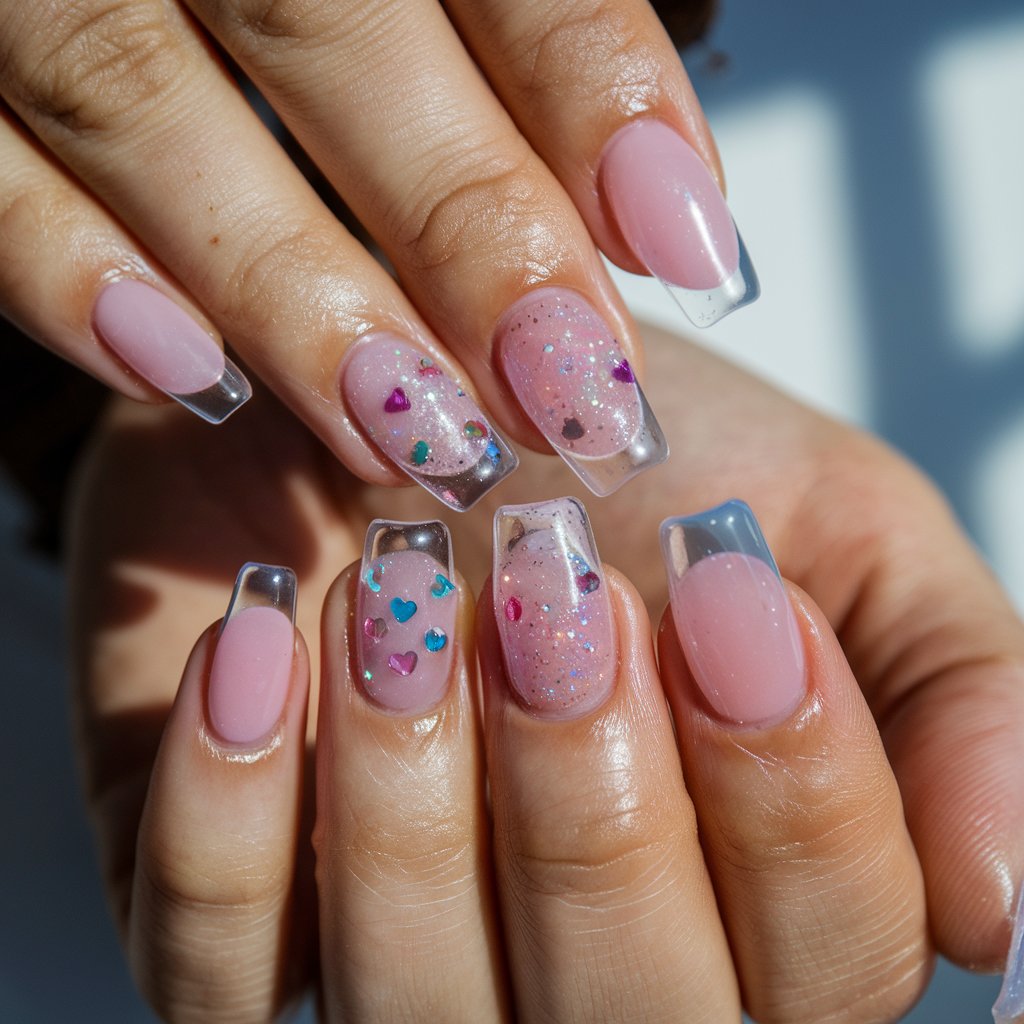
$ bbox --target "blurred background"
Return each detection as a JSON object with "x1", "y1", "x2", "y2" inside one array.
[{"x1": 1, "y1": 0, "x2": 1021, "y2": 1019}]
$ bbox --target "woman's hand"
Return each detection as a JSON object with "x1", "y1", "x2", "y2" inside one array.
[
  {"x1": 0, "y1": 0, "x2": 752, "y2": 507},
  {"x1": 68, "y1": 324, "x2": 1024, "y2": 1021}
]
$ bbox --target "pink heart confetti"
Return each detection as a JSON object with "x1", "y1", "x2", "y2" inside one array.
[
  {"x1": 504, "y1": 596, "x2": 523, "y2": 622},
  {"x1": 363, "y1": 616, "x2": 388, "y2": 641},
  {"x1": 384, "y1": 387, "x2": 411, "y2": 413},
  {"x1": 611, "y1": 359, "x2": 635, "y2": 384},
  {"x1": 577, "y1": 571, "x2": 601, "y2": 595},
  {"x1": 387, "y1": 650, "x2": 418, "y2": 676}
]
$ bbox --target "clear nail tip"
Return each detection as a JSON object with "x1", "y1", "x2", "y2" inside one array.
[
  {"x1": 222, "y1": 562, "x2": 297, "y2": 629},
  {"x1": 994, "y1": 886, "x2": 1024, "y2": 1024}
]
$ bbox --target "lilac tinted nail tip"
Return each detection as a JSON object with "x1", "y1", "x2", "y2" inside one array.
[
  {"x1": 496, "y1": 288, "x2": 668, "y2": 496},
  {"x1": 600, "y1": 119, "x2": 759, "y2": 329},
  {"x1": 493, "y1": 497, "x2": 617, "y2": 719},
  {"x1": 994, "y1": 886, "x2": 1024, "y2": 1024},
  {"x1": 342, "y1": 334, "x2": 517, "y2": 511},
  {"x1": 356, "y1": 520, "x2": 457, "y2": 715},
  {"x1": 93, "y1": 278, "x2": 251, "y2": 423}
]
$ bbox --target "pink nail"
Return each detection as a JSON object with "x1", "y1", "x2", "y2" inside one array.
[
  {"x1": 600, "y1": 119, "x2": 759, "y2": 328},
  {"x1": 208, "y1": 563, "x2": 297, "y2": 746},
  {"x1": 357, "y1": 520, "x2": 456, "y2": 715},
  {"x1": 496, "y1": 288, "x2": 667, "y2": 496},
  {"x1": 93, "y1": 279, "x2": 251, "y2": 422},
  {"x1": 342, "y1": 334, "x2": 517, "y2": 511},
  {"x1": 494, "y1": 497, "x2": 617, "y2": 719},
  {"x1": 660, "y1": 501, "x2": 805, "y2": 727}
]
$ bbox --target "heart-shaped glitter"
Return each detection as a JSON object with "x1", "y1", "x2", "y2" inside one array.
[
  {"x1": 388, "y1": 651, "x2": 417, "y2": 676},
  {"x1": 411, "y1": 440, "x2": 430, "y2": 466},
  {"x1": 504, "y1": 596, "x2": 522, "y2": 621},
  {"x1": 364, "y1": 563, "x2": 383, "y2": 593},
  {"x1": 384, "y1": 387, "x2": 411, "y2": 413},
  {"x1": 430, "y1": 574, "x2": 455, "y2": 598},
  {"x1": 390, "y1": 597, "x2": 417, "y2": 622},
  {"x1": 463, "y1": 420, "x2": 486, "y2": 438},
  {"x1": 363, "y1": 616, "x2": 387, "y2": 641},
  {"x1": 611, "y1": 359, "x2": 635, "y2": 384},
  {"x1": 424, "y1": 628, "x2": 447, "y2": 652},
  {"x1": 577, "y1": 571, "x2": 601, "y2": 595}
]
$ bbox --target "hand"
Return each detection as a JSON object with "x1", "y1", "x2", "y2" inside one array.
[
  {"x1": 0, "y1": 0, "x2": 751, "y2": 508},
  {"x1": 69, "y1": 324, "x2": 1024, "y2": 1021}
]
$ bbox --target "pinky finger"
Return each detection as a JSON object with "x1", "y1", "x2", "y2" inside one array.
[
  {"x1": 0, "y1": 107, "x2": 250, "y2": 422},
  {"x1": 130, "y1": 563, "x2": 309, "y2": 1021}
]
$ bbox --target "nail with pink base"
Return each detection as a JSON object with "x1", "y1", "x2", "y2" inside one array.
[
  {"x1": 600, "y1": 119, "x2": 759, "y2": 328},
  {"x1": 496, "y1": 287, "x2": 668, "y2": 496},
  {"x1": 93, "y1": 278, "x2": 251, "y2": 423},
  {"x1": 357, "y1": 519, "x2": 457, "y2": 715},
  {"x1": 342, "y1": 334, "x2": 517, "y2": 511},
  {"x1": 494, "y1": 497, "x2": 617, "y2": 720},
  {"x1": 660, "y1": 500, "x2": 805, "y2": 728},
  {"x1": 208, "y1": 563, "x2": 296, "y2": 747}
]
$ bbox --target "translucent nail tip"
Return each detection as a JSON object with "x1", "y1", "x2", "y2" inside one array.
[
  {"x1": 223, "y1": 562, "x2": 297, "y2": 629},
  {"x1": 661, "y1": 228, "x2": 760, "y2": 329},
  {"x1": 496, "y1": 288, "x2": 668, "y2": 497},
  {"x1": 994, "y1": 888, "x2": 1024, "y2": 1024},
  {"x1": 660, "y1": 498, "x2": 779, "y2": 577},
  {"x1": 357, "y1": 520, "x2": 456, "y2": 714},
  {"x1": 493, "y1": 497, "x2": 616, "y2": 718},
  {"x1": 170, "y1": 354, "x2": 252, "y2": 424}
]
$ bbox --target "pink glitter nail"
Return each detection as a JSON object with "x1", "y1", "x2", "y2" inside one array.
[{"x1": 493, "y1": 497, "x2": 617, "y2": 719}]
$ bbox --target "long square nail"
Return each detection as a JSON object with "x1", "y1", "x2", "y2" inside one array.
[
  {"x1": 660, "y1": 499, "x2": 805, "y2": 727},
  {"x1": 93, "y1": 278, "x2": 251, "y2": 423},
  {"x1": 496, "y1": 287, "x2": 668, "y2": 495},
  {"x1": 493, "y1": 497, "x2": 616, "y2": 719},
  {"x1": 357, "y1": 519, "x2": 457, "y2": 715},
  {"x1": 342, "y1": 334, "x2": 518, "y2": 511},
  {"x1": 600, "y1": 119, "x2": 759, "y2": 328},
  {"x1": 208, "y1": 562, "x2": 296, "y2": 746}
]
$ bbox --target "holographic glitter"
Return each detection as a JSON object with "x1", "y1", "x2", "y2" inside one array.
[
  {"x1": 411, "y1": 439, "x2": 430, "y2": 465},
  {"x1": 384, "y1": 387, "x2": 411, "y2": 413},
  {"x1": 463, "y1": 420, "x2": 486, "y2": 438},
  {"x1": 496, "y1": 288, "x2": 667, "y2": 496},
  {"x1": 493, "y1": 497, "x2": 616, "y2": 719}
]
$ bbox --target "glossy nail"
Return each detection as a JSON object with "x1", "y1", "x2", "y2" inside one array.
[
  {"x1": 600, "y1": 119, "x2": 759, "y2": 328},
  {"x1": 93, "y1": 278, "x2": 251, "y2": 423},
  {"x1": 208, "y1": 563, "x2": 296, "y2": 746},
  {"x1": 660, "y1": 499, "x2": 805, "y2": 727},
  {"x1": 993, "y1": 885, "x2": 1024, "y2": 1024},
  {"x1": 494, "y1": 497, "x2": 616, "y2": 719},
  {"x1": 496, "y1": 287, "x2": 668, "y2": 495},
  {"x1": 357, "y1": 519, "x2": 457, "y2": 714},
  {"x1": 343, "y1": 334, "x2": 518, "y2": 511}
]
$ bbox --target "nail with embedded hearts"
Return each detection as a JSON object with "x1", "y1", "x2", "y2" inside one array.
[
  {"x1": 356, "y1": 519, "x2": 457, "y2": 714},
  {"x1": 342, "y1": 334, "x2": 518, "y2": 510}
]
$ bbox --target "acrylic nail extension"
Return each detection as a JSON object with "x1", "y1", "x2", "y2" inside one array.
[
  {"x1": 600, "y1": 119, "x2": 759, "y2": 328},
  {"x1": 660, "y1": 499, "x2": 805, "y2": 727},
  {"x1": 93, "y1": 278, "x2": 251, "y2": 423},
  {"x1": 208, "y1": 563, "x2": 297, "y2": 747},
  {"x1": 993, "y1": 885, "x2": 1024, "y2": 1024},
  {"x1": 496, "y1": 288, "x2": 668, "y2": 496},
  {"x1": 493, "y1": 497, "x2": 617, "y2": 719},
  {"x1": 342, "y1": 334, "x2": 518, "y2": 511},
  {"x1": 356, "y1": 519, "x2": 457, "y2": 715}
]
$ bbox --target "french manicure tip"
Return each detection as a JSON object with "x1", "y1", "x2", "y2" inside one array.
[{"x1": 993, "y1": 888, "x2": 1024, "y2": 1023}]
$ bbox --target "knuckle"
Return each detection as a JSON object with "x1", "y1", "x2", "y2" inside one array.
[
  {"x1": 228, "y1": 0, "x2": 349, "y2": 49},
  {"x1": 8, "y1": 0, "x2": 184, "y2": 137}
]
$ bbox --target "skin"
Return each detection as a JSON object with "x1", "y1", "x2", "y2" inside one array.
[{"x1": 68, "y1": 323, "x2": 1024, "y2": 1022}]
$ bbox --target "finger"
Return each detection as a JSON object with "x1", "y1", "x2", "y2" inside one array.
[
  {"x1": 0, "y1": 106, "x2": 250, "y2": 420},
  {"x1": 187, "y1": 0, "x2": 669, "y2": 495},
  {"x1": 481, "y1": 497, "x2": 741, "y2": 1023},
  {"x1": 0, "y1": 1, "x2": 517, "y2": 509},
  {"x1": 314, "y1": 521, "x2": 507, "y2": 1023},
  {"x1": 658, "y1": 500, "x2": 931, "y2": 1023},
  {"x1": 130, "y1": 563, "x2": 310, "y2": 1021},
  {"x1": 445, "y1": 0, "x2": 759, "y2": 327}
]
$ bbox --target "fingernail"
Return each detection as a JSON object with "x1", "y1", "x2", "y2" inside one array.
[
  {"x1": 660, "y1": 499, "x2": 805, "y2": 727},
  {"x1": 93, "y1": 278, "x2": 251, "y2": 423},
  {"x1": 493, "y1": 497, "x2": 616, "y2": 719},
  {"x1": 356, "y1": 519, "x2": 457, "y2": 715},
  {"x1": 208, "y1": 563, "x2": 297, "y2": 746},
  {"x1": 496, "y1": 287, "x2": 668, "y2": 496},
  {"x1": 993, "y1": 885, "x2": 1024, "y2": 1024},
  {"x1": 342, "y1": 334, "x2": 518, "y2": 511},
  {"x1": 600, "y1": 119, "x2": 759, "y2": 328}
]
